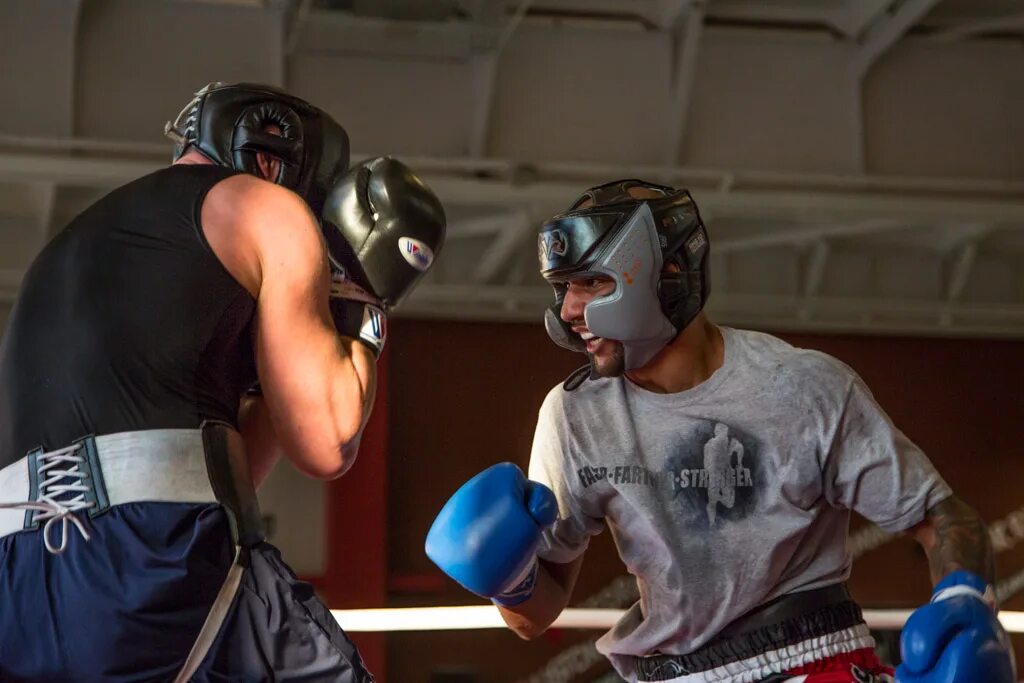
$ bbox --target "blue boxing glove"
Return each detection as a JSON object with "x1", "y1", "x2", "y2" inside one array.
[
  {"x1": 897, "y1": 570, "x2": 1015, "y2": 683},
  {"x1": 425, "y1": 463, "x2": 557, "y2": 606}
]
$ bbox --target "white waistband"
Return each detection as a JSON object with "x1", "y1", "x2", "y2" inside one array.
[
  {"x1": 0, "y1": 429, "x2": 218, "y2": 546},
  {"x1": 637, "y1": 624, "x2": 876, "y2": 683}
]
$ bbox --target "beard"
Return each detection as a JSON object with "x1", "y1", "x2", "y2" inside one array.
[{"x1": 587, "y1": 340, "x2": 626, "y2": 378}]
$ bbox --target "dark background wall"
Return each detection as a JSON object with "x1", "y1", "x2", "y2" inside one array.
[{"x1": 382, "y1": 318, "x2": 1024, "y2": 682}]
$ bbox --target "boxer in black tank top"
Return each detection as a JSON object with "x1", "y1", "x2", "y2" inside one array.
[
  {"x1": 0, "y1": 157, "x2": 385, "y2": 682},
  {"x1": 0, "y1": 165, "x2": 254, "y2": 463},
  {"x1": 0, "y1": 83, "x2": 448, "y2": 683}
]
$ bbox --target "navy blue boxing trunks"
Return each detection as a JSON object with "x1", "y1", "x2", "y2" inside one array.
[{"x1": 0, "y1": 428, "x2": 372, "y2": 683}]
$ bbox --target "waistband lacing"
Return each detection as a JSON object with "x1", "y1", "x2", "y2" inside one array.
[{"x1": 0, "y1": 443, "x2": 94, "y2": 554}]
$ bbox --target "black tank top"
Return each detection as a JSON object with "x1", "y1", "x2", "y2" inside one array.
[{"x1": 0, "y1": 165, "x2": 258, "y2": 465}]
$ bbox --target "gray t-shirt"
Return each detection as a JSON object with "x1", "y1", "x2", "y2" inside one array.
[{"x1": 528, "y1": 327, "x2": 951, "y2": 677}]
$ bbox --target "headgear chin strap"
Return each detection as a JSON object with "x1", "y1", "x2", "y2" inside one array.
[
  {"x1": 538, "y1": 179, "x2": 710, "y2": 375},
  {"x1": 165, "y1": 82, "x2": 350, "y2": 216}
]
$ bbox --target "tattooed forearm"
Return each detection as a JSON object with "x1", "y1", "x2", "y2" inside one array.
[{"x1": 916, "y1": 496, "x2": 995, "y2": 586}]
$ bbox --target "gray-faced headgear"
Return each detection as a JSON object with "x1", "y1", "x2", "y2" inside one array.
[
  {"x1": 164, "y1": 82, "x2": 350, "y2": 216},
  {"x1": 538, "y1": 179, "x2": 710, "y2": 371}
]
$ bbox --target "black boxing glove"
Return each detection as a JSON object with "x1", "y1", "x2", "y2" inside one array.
[{"x1": 321, "y1": 156, "x2": 446, "y2": 356}]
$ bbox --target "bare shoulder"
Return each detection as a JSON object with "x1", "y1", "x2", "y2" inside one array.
[
  {"x1": 201, "y1": 174, "x2": 325, "y2": 295},
  {"x1": 206, "y1": 175, "x2": 322, "y2": 254},
  {"x1": 205, "y1": 174, "x2": 313, "y2": 232}
]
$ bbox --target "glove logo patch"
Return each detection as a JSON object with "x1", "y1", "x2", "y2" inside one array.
[{"x1": 399, "y1": 237, "x2": 434, "y2": 272}]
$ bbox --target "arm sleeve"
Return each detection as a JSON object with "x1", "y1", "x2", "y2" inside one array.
[
  {"x1": 527, "y1": 388, "x2": 605, "y2": 564},
  {"x1": 823, "y1": 374, "x2": 953, "y2": 532}
]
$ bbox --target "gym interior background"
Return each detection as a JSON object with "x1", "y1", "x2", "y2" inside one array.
[{"x1": 2, "y1": 0, "x2": 1024, "y2": 681}]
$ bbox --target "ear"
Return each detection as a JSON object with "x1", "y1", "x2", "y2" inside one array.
[
  {"x1": 255, "y1": 152, "x2": 282, "y2": 182},
  {"x1": 233, "y1": 104, "x2": 302, "y2": 186}
]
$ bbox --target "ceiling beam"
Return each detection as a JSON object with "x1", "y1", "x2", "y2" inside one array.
[
  {"x1": 929, "y1": 10, "x2": 1024, "y2": 43},
  {"x1": 446, "y1": 212, "x2": 528, "y2": 239},
  {"x1": 854, "y1": 0, "x2": 942, "y2": 77},
  {"x1": 7, "y1": 151, "x2": 1024, "y2": 227},
  {"x1": 664, "y1": 1, "x2": 704, "y2": 166},
  {"x1": 6, "y1": 139, "x2": 1024, "y2": 196},
  {"x1": 945, "y1": 241, "x2": 977, "y2": 302},
  {"x1": 67, "y1": 0, "x2": 84, "y2": 138},
  {"x1": 467, "y1": 0, "x2": 532, "y2": 157},
  {"x1": 714, "y1": 220, "x2": 908, "y2": 254},
  {"x1": 24, "y1": 183, "x2": 59, "y2": 242},
  {"x1": 833, "y1": 0, "x2": 894, "y2": 40},
  {"x1": 647, "y1": 0, "x2": 692, "y2": 32},
  {"x1": 505, "y1": 0, "x2": 659, "y2": 20},
  {"x1": 468, "y1": 53, "x2": 499, "y2": 158},
  {"x1": 802, "y1": 240, "x2": 830, "y2": 298},
  {"x1": 424, "y1": 177, "x2": 1024, "y2": 226},
  {"x1": 405, "y1": 285, "x2": 1024, "y2": 321},
  {"x1": 400, "y1": 285, "x2": 1024, "y2": 334},
  {"x1": 472, "y1": 211, "x2": 533, "y2": 283},
  {"x1": 297, "y1": 10, "x2": 489, "y2": 60},
  {"x1": 0, "y1": 152, "x2": 159, "y2": 188},
  {"x1": 285, "y1": 0, "x2": 314, "y2": 55},
  {"x1": 704, "y1": 0, "x2": 845, "y2": 28}
]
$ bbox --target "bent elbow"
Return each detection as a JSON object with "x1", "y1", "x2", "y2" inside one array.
[
  {"x1": 513, "y1": 625, "x2": 547, "y2": 641},
  {"x1": 295, "y1": 409, "x2": 365, "y2": 480},
  {"x1": 510, "y1": 621, "x2": 550, "y2": 641},
  {"x1": 318, "y1": 442, "x2": 360, "y2": 480},
  {"x1": 297, "y1": 439, "x2": 358, "y2": 481},
  {"x1": 296, "y1": 458, "x2": 347, "y2": 481},
  {"x1": 311, "y1": 457, "x2": 354, "y2": 481},
  {"x1": 500, "y1": 610, "x2": 552, "y2": 641}
]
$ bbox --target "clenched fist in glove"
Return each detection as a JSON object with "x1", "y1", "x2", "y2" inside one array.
[
  {"x1": 897, "y1": 570, "x2": 1014, "y2": 683},
  {"x1": 425, "y1": 463, "x2": 558, "y2": 606},
  {"x1": 320, "y1": 156, "x2": 446, "y2": 356}
]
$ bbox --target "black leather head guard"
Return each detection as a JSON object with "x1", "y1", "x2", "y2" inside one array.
[{"x1": 165, "y1": 82, "x2": 350, "y2": 216}]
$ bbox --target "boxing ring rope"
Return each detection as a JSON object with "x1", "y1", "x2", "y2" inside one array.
[{"x1": 330, "y1": 605, "x2": 1024, "y2": 633}]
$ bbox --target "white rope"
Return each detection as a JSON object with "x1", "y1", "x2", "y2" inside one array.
[{"x1": 329, "y1": 605, "x2": 1024, "y2": 633}]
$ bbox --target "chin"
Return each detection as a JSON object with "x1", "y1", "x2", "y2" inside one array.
[{"x1": 588, "y1": 349, "x2": 626, "y2": 378}]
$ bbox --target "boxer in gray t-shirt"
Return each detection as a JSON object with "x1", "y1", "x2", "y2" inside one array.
[
  {"x1": 426, "y1": 180, "x2": 1011, "y2": 683},
  {"x1": 529, "y1": 326, "x2": 947, "y2": 680}
]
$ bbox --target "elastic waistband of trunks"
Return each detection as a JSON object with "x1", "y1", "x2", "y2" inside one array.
[
  {"x1": 0, "y1": 422, "x2": 263, "y2": 548},
  {"x1": 635, "y1": 587, "x2": 866, "y2": 682}
]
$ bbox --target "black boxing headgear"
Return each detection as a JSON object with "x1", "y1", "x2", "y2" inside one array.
[
  {"x1": 538, "y1": 179, "x2": 710, "y2": 370},
  {"x1": 165, "y1": 82, "x2": 350, "y2": 216}
]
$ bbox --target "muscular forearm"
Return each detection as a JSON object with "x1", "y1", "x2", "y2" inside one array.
[
  {"x1": 497, "y1": 557, "x2": 582, "y2": 640},
  {"x1": 325, "y1": 338, "x2": 375, "y2": 473},
  {"x1": 337, "y1": 337, "x2": 377, "y2": 430},
  {"x1": 915, "y1": 495, "x2": 995, "y2": 586},
  {"x1": 240, "y1": 341, "x2": 371, "y2": 485},
  {"x1": 238, "y1": 395, "x2": 284, "y2": 487}
]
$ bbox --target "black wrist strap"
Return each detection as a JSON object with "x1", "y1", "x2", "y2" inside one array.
[{"x1": 329, "y1": 297, "x2": 386, "y2": 358}]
